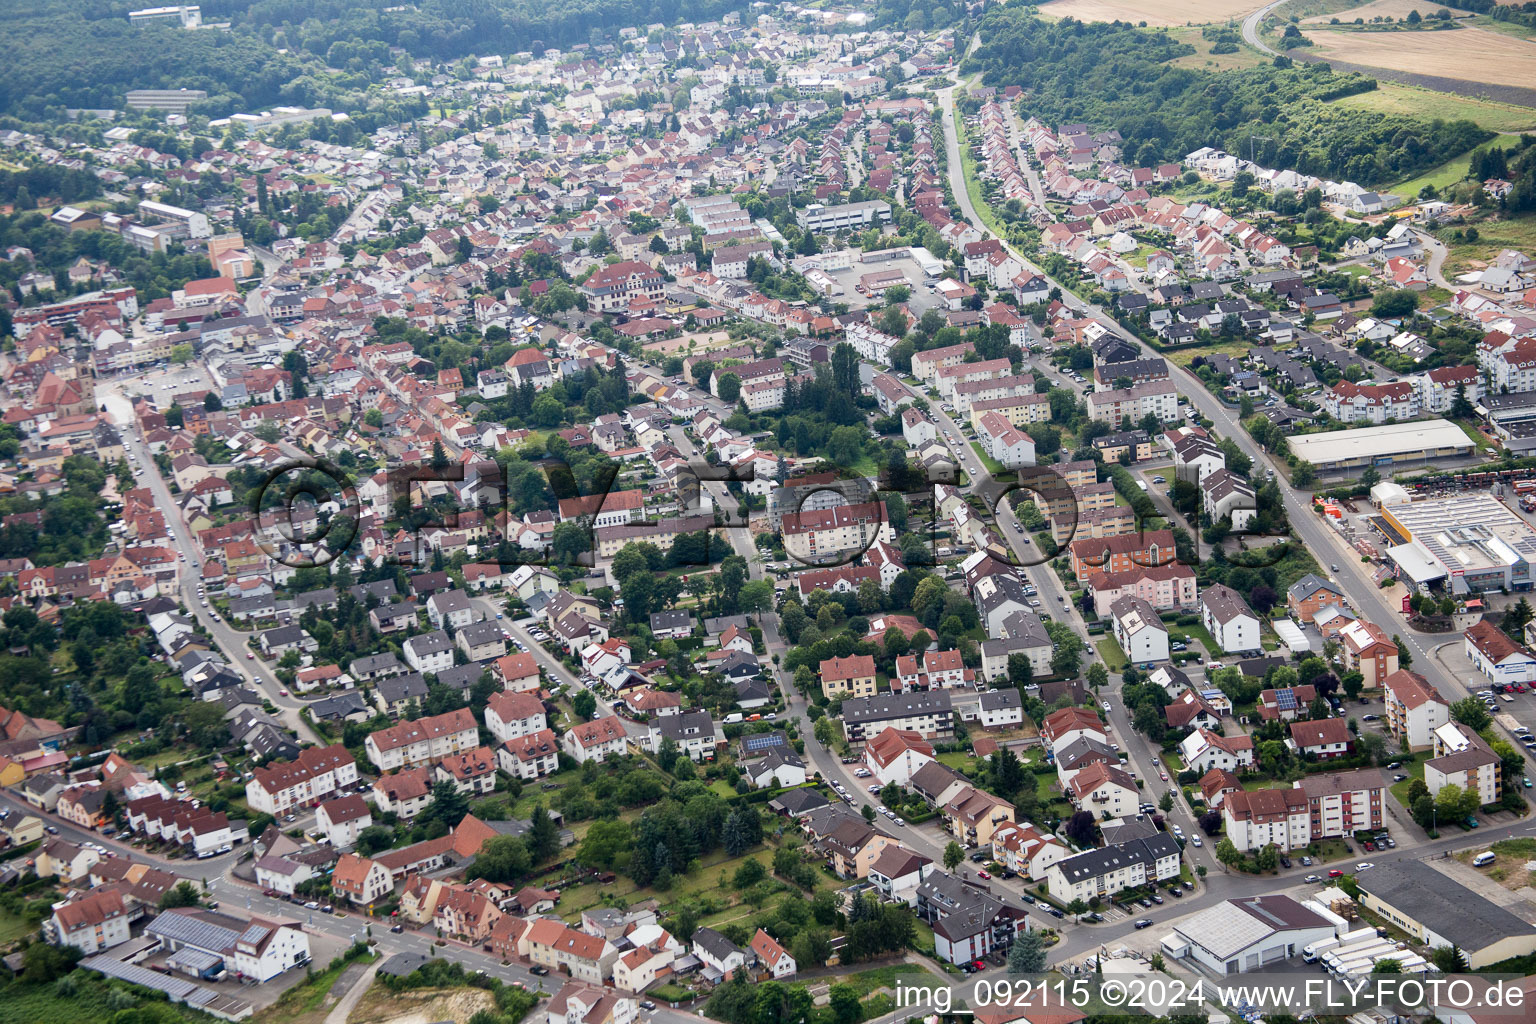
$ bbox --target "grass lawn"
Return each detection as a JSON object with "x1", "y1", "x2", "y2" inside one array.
[
  {"x1": 1390, "y1": 135, "x2": 1506, "y2": 201},
  {"x1": 969, "y1": 441, "x2": 1005, "y2": 475},
  {"x1": 842, "y1": 963, "x2": 948, "y2": 997},
  {"x1": 953, "y1": 96, "x2": 1006, "y2": 238},
  {"x1": 937, "y1": 750, "x2": 976, "y2": 771},
  {"x1": 1331, "y1": 80, "x2": 1536, "y2": 134},
  {"x1": 1171, "y1": 621, "x2": 1222, "y2": 659},
  {"x1": 1163, "y1": 341, "x2": 1258, "y2": 370},
  {"x1": 1305, "y1": 837, "x2": 1355, "y2": 864},
  {"x1": 1165, "y1": 26, "x2": 1271, "y2": 72},
  {"x1": 1096, "y1": 636, "x2": 1128, "y2": 672},
  {"x1": 1387, "y1": 750, "x2": 1431, "y2": 807},
  {"x1": 0, "y1": 908, "x2": 32, "y2": 943}
]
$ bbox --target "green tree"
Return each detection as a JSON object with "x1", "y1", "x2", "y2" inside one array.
[
  {"x1": 943, "y1": 841, "x2": 964, "y2": 871},
  {"x1": 1006, "y1": 929, "x2": 1048, "y2": 973},
  {"x1": 828, "y1": 984, "x2": 862, "y2": 1024},
  {"x1": 159, "y1": 880, "x2": 203, "y2": 909},
  {"x1": 1451, "y1": 697, "x2": 1491, "y2": 732},
  {"x1": 716, "y1": 373, "x2": 742, "y2": 403}
]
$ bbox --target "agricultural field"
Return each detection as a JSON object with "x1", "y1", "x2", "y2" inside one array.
[
  {"x1": 1302, "y1": 0, "x2": 1473, "y2": 23},
  {"x1": 1305, "y1": 24, "x2": 1536, "y2": 91},
  {"x1": 1040, "y1": 0, "x2": 1264, "y2": 26},
  {"x1": 1329, "y1": 81, "x2": 1536, "y2": 133}
]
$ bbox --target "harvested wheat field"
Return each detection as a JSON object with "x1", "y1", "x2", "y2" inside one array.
[
  {"x1": 1041, "y1": 0, "x2": 1263, "y2": 25},
  {"x1": 348, "y1": 985, "x2": 497, "y2": 1024},
  {"x1": 1307, "y1": 25, "x2": 1536, "y2": 89},
  {"x1": 1303, "y1": 0, "x2": 1473, "y2": 23}
]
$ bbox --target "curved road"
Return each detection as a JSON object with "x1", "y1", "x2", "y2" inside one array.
[{"x1": 1241, "y1": 0, "x2": 1291, "y2": 56}]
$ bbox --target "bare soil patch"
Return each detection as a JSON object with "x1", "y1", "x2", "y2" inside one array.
[
  {"x1": 348, "y1": 986, "x2": 497, "y2": 1024},
  {"x1": 1306, "y1": 24, "x2": 1536, "y2": 91},
  {"x1": 1303, "y1": 0, "x2": 1472, "y2": 23},
  {"x1": 1040, "y1": 0, "x2": 1264, "y2": 26}
]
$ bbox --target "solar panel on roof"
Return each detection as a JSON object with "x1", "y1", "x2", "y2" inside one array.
[
  {"x1": 1275, "y1": 689, "x2": 1297, "y2": 711},
  {"x1": 742, "y1": 733, "x2": 785, "y2": 752}
]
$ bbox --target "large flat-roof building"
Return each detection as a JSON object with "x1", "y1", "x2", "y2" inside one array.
[
  {"x1": 125, "y1": 89, "x2": 207, "y2": 114},
  {"x1": 1353, "y1": 860, "x2": 1536, "y2": 969},
  {"x1": 1378, "y1": 494, "x2": 1536, "y2": 594},
  {"x1": 1285, "y1": 419, "x2": 1474, "y2": 473},
  {"x1": 1164, "y1": 895, "x2": 1335, "y2": 975}
]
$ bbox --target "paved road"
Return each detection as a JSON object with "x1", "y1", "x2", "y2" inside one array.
[
  {"x1": 936, "y1": 73, "x2": 1536, "y2": 851},
  {"x1": 1241, "y1": 0, "x2": 1291, "y2": 56},
  {"x1": 1418, "y1": 230, "x2": 1455, "y2": 290},
  {"x1": 103, "y1": 406, "x2": 315, "y2": 735}
]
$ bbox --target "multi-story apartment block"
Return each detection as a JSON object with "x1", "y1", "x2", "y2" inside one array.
[
  {"x1": 245, "y1": 744, "x2": 358, "y2": 816},
  {"x1": 496, "y1": 729, "x2": 561, "y2": 780},
  {"x1": 1087, "y1": 563, "x2": 1198, "y2": 611},
  {"x1": 484, "y1": 690, "x2": 548, "y2": 743},
  {"x1": 842, "y1": 691, "x2": 954, "y2": 745},
  {"x1": 1382, "y1": 669, "x2": 1450, "y2": 751},
  {"x1": 1069, "y1": 529, "x2": 1176, "y2": 583},
  {"x1": 1085, "y1": 381, "x2": 1178, "y2": 425},
  {"x1": 365, "y1": 708, "x2": 480, "y2": 772},
  {"x1": 783, "y1": 501, "x2": 892, "y2": 564},
  {"x1": 1045, "y1": 834, "x2": 1182, "y2": 904},
  {"x1": 1426, "y1": 721, "x2": 1501, "y2": 807},
  {"x1": 1339, "y1": 619, "x2": 1399, "y2": 689},
  {"x1": 1222, "y1": 788, "x2": 1310, "y2": 852},
  {"x1": 1322, "y1": 381, "x2": 1420, "y2": 424},
  {"x1": 1296, "y1": 769, "x2": 1386, "y2": 839},
  {"x1": 582, "y1": 260, "x2": 666, "y2": 313}
]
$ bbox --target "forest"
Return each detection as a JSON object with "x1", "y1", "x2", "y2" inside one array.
[
  {"x1": 0, "y1": 0, "x2": 764, "y2": 119},
  {"x1": 962, "y1": 12, "x2": 1492, "y2": 187}
]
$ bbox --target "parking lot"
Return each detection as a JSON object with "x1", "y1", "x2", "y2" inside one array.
[{"x1": 816, "y1": 255, "x2": 944, "y2": 315}]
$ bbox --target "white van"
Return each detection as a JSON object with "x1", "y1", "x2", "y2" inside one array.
[
  {"x1": 723, "y1": 713, "x2": 744, "y2": 725},
  {"x1": 1473, "y1": 851, "x2": 1497, "y2": 867}
]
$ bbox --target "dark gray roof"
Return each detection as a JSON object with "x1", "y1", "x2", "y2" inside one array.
[
  {"x1": 1355, "y1": 860, "x2": 1536, "y2": 951},
  {"x1": 376, "y1": 674, "x2": 428, "y2": 704},
  {"x1": 1051, "y1": 833, "x2": 1181, "y2": 884},
  {"x1": 349, "y1": 580, "x2": 401, "y2": 603},
  {"x1": 308, "y1": 692, "x2": 370, "y2": 720},
  {"x1": 405, "y1": 630, "x2": 452, "y2": 655},
  {"x1": 351, "y1": 652, "x2": 403, "y2": 674},
  {"x1": 655, "y1": 710, "x2": 715, "y2": 741},
  {"x1": 1287, "y1": 573, "x2": 1341, "y2": 601},
  {"x1": 978, "y1": 688, "x2": 1022, "y2": 712},
  {"x1": 842, "y1": 690, "x2": 952, "y2": 725},
  {"x1": 293, "y1": 588, "x2": 338, "y2": 610},
  {"x1": 649, "y1": 609, "x2": 695, "y2": 632},
  {"x1": 691, "y1": 926, "x2": 744, "y2": 961},
  {"x1": 768, "y1": 788, "x2": 829, "y2": 816},
  {"x1": 434, "y1": 663, "x2": 487, "y2": 692},
  {"x1": 458, "y1": 620, "x2": 504, "y2": 646}
]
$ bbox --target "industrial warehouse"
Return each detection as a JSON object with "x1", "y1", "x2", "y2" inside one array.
[
  {"x1": 1375, "y1": 493, "x2": 1536, "y2": 594},
  {"x1": 1286, "y1": 420, "x2": 1476, "y2": 473}
]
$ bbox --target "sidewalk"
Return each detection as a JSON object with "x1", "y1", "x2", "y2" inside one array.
[{"x1": 323, "y1": 959, "x2": 381, "y2": 1024}]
